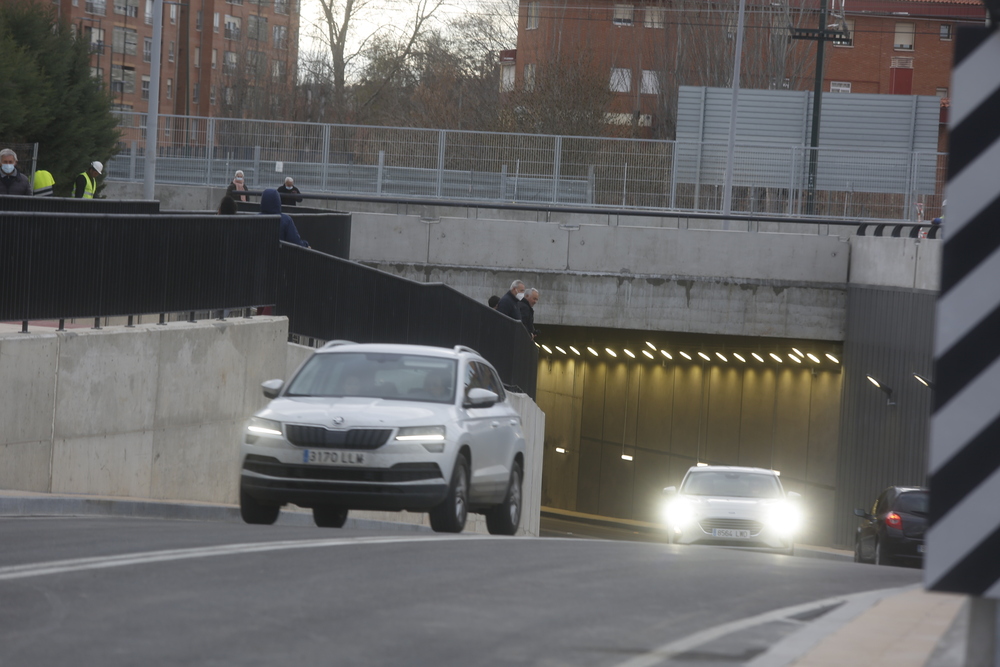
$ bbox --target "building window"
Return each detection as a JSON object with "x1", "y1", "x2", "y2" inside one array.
[
  {"x1": 214, "y1": 12, "x2": 220, "y2": 32},
  {"x1": 194, "y1": 46, "x2": 200, "y2": 67},
  {"x1": 610, "y1": 67, "x2": 631, "y2": 92},
  {"x1": 940, "y1": 24, "x2": 952, "y2": 40},
  {"x1": 114, "y1": 0, "x2": 139, "y2": 18},
  {"x1": 644, "y1": 7, "x2": 664, "y2": 28},
  {"x1": 641, "y1": 69, "x2": 659, "y2": 94},
  {"x1": 143, "y1": 37, "x2": 152, "y2": 62},
  {"x1": 169, "y1": 3, "x2": 177, "y2": 23},
  {"x1": 210, "y1": 85, "x2": 217, "y2": 105},
  {"x1": 166, "y1": 78, "x2": 172, "y2": 99},
  {"x1": 141, "y1": 75, "x2": 150, "y2": 100},
  {"x1": 145, "y1": 0, "x2": 152, "y2": 23},
  {"x1": 613, "y1": 4, "x2": 634, "y2": 25},
  {"x1": 227, "y1": 0, "x2": 244, "y2": 5},
  {"x1": 193, "y1": 83, "x2": 200, "y2": 103},
  {"x1": 248, "y1": 50, "x2": 267, "y2": 76},
  {"x1": 85, "y1": 27, "x2": 105, "y2": 53},
  {"x1": 274, "y1": 0, "x2": 290, "y2": 14},
  {"x1": 249, "y1": 15, "x2": 268, "y2": 41},
  {"x1": 224, "y1": 50, "x2": 238, "y2": 74},
  {"x1": 91, "y1": 66, "x2": 104, "y2": 80},
  {"x1": 224, "y1": 86, "x2": 234, "y2": 105},
  {"x1": 111, "y1": 64, "x2": 135, "y2": 94},
  {"x1": 225, "y1": 15, "x2": 241, "y2": 40},
  {"x1": 500, "y1": 63, "x2": 515, "y2": 91},
  {"x1": 212, "y1": 49, "x2": 218, "y2": 69},
  {"x1": 936, "y1": 87, "x2": 948, "y2": 98},
  {"x1": 168, "y1": 41, "x2": 175, "y2": 62},
  {"x1": 526, "y1": 2, "x2": 539, "y2": 29},
  {"x1": 833, "y1": 19, "x2": 853, "y2": 47},
  {"x1": 272, "y1": 59, "x2": 286, "y2": 81},
  {"x1": 273, "y1": 25, "x2": 288, "y2": 49},
  {"x1": 85, "y1": 0, "x2": 106, "y2": 16},
  {"x1": 112, "y1": 26, "x2": 138, "y2": 56},
  {"x1": 523, "y1": 63, "x2": 536, "y2": 92},
  {"x1": 894, "y1": 22, "x2": 914, "y2": 50},
  {"x1": 830, "y1": 81, "x2": 851, "y2": 93},
  {"x1": 196, "y1": 10, "x2": 202, "y2": 30}
]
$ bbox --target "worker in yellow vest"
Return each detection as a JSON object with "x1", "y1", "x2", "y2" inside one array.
[
  {"x1": 73, "y1": 161, "x2": 103, "y2": 198},
  {"x1": 33, "y1": 169, "x2": 55, "y2": 197}
]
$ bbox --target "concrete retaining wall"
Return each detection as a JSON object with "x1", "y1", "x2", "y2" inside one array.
[{"x1": 0, "y1": 321, "x2": 544, "y2": 536}]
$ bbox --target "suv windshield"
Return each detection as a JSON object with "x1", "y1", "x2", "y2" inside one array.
[
  {"x1": 895, "y1": 491, "x2": 928, "y2": 515},
  {"x1": 285, "y1": 352, "x2": 457, "y2": 403},
  {"x1": 681, "y1": 471, "x2": 783, "y2": 499}
]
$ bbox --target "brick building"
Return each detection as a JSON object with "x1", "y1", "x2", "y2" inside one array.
[
  {"x1": 51, "y1": 0, "x2": 300, "y2": 117},
  {"x1": 508, "y1": 0, "x2": 985, "y2": 139}
]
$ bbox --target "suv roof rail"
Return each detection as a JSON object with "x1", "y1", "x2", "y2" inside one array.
[
  {"x1": 321, "y1": 339, "x2": 357, "y2": 349},
  {"x1": 453, "y1": 345, "x2": 480, "y2": 356}
]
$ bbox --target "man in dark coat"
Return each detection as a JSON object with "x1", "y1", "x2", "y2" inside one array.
[
  {"x1": 496, "y1": 280, "x2": 524, "y2": 321},
  {"x1": 260, "y1": 188, "x2": 309, "y2": 247},
  {"x1": 277, "y1": 177, "x2": 303, "y2": 207},
  {"x1": 0, "y1": 148, "x2": 32, "y2": 196},
  {"x1": 518, "y1": 288, "x2": 539, "y2": 339}
]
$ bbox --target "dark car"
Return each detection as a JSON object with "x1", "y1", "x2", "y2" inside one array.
[{"x1": 853, "y1": 486, "x2": 928, "y2": 567}]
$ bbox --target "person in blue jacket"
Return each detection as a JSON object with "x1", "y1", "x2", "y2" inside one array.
[{"x1": 260, "y1": 188, "x2": 309, "y2": 248}]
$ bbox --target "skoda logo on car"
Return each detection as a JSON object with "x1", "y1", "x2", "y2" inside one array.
[{"x1": 332, "y1": 416, "x2": 345, "y2": 426}]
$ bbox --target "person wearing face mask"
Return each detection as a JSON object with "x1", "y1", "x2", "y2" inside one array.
[
  {"x1": 0, "y1": 149, "x2": 33, "y2": 196},
  {"x1": 226, "y1": 170, "x2": 248, "y2": 202},
  {"x1": 495, "y1": 279, "x2": 525, "y2": 322},
  {"x1": 518, "y1": 288, "x2": 540, "y2": 340},
  {"x1": 73, "y1": 161, "x2": 103, "y2": 198}
]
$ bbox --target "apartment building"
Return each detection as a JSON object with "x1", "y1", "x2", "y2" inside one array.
[{"x1": 52, "y1": 0, "x2": 300, "y2": 117}]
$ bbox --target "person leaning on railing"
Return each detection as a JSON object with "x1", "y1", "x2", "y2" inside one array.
[
  {"x1": 0, "y1": 148, "x2": 32, "y2": 196},
  {"x1": 260, "y1": 188, "x2": 309, "y2": 248}
]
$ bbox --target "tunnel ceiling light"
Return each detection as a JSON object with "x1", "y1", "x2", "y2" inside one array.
[
  {"x1": 569, "y1": 346, "x2": 581, "y2": 356},
  {"x1": 716, "y1": 352, "x2": 727, "y2": 362},
  {"x1": 624, "y1": 348, "x2": 635, "y2": 359},
  {"x1": 913, "y1": 373, "x2": 933, "y2": 387},
  {"x1": 555, "y1": 447, "x2": 567, "y2": 454},
  {"x1": 555, "y1": 346, "x2": 566, "y2": 354},
  {"x1": 866, "y1": 375, "x2": 895, "y2": 404},
  {"x1": 541, "y1": 344, "x2": 552, "y2": 354},
  {"x1": 772, "y1": 469, "x2": 781, "y2": 477},
  {"x1": 535, "y1": 342, "x2": 541, "y2": 348},
  {"x1": 621, "y1": 454, "x2": 634, "y2": 461},
  {"x1": 826, "y1": 353, "x2": 840, "y2": 364},
  {"x1": 587, "y1": 347, "x2": 599, "y2": 357},
  {"x1": 679, "y1": 351, "x2": 692, "y2": 360},
  {"x1": 642, "y1": 350, "x2": 655, "y2": 359},
  {"x1": 733, "y1": 353, "x2": 746, "y2": 363},
  {"x1": 807, "y1": 353, "x2": 821, "y2": 364},
  {"x1": 792, "y1": 348, "x2": 804, "y2": 357},
  {"x1": 788, "y1": 354, "x2": 802, "y2": 363},
  {"x1": 661, "y1": 350, "x2": 673, "y2": 360},
  {"x1": 606, "y1": 348, "x2": 617, "y2": 358},
  {"x1": 769, "y1": 353, "x2": 783, "y2": 363},
  {"x1": 698, "y1": 352, "x2": 711, "y2": 361},
  {"x1": 752, "y1": 352, "x2": 764, "y2": 363},
  {"x1": 646, "y1": 341, "x2": 657, "y2": 350}
]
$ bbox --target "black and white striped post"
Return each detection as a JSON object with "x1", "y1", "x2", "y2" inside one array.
[{"x1": 926, "y1": 17, "x2": 1000, "y2": 667}]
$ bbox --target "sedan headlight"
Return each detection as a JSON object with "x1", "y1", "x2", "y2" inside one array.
[
  {"x1": 247, "y1": 417, "x2": 283, "y2": 437},
  {"x1": 765, "y1": 501, "x2": 802, "y2": 536},
  {"x1": 665, "y1": 498, "x2": 697, "y2": 529},
  {"x1": 395, "y1": 426, "x2": 446, "y2": 452}
]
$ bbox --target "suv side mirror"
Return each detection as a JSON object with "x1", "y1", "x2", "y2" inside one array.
[
  {"x1": 662, "y1": 486, "x2": 677, "y2": 496},
  {"x1": 262, "y1": 379, "x2": 284, "y2": 399},
  {"x1": 464, "y1": 387, "x2": 498, "y2": 408}
]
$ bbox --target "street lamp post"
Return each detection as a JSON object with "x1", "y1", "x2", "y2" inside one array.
[{"x1": 143, "y1": 0, "x2": 163, "y2": 201}]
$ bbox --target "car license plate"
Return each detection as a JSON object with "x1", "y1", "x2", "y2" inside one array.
[
  {"x1": 713, "y1": 529, "x2": 750, "y2": 539},
  {"x1": 302, "y1": 450, "x2": 367, "y2": 465}
]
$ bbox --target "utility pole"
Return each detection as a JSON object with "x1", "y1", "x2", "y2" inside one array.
[
  {"x1": 144, "y1": 0, "x2": 163, "y2": 201},
  {"x1": 792, "y1": 0, "x2": 848, "y2": 215}
]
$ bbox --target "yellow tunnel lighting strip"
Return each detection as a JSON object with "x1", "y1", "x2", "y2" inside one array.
[
  {"x1": 679, "y1": 351, "x2": 692, "y2": 360},
  {"x1": 606, "y1": 348, "x2": 617, "y2": 357},
  {"x1": 642, "y1": 350, "x2": 654, "y2": 359},
  {"x1": 806, "y1": 353, "x2": 821, "y2": 364},
  {"x1": 733, "y1": 353, "x2": 746, "y2": 363},
  {"x1": 587, "y1": 347, "x2": 599, "y2": 357},
  {"x1": 555, "y1": 346, "x2": 566, "y2": 354},
  {"x1": 624, "y1": 349, "x2": 635, "y2": 358},
  {"x1": 661, "y1": 350, "x2": 673, "y2": 360},
  {"x1": 826, "y1": 353, "x2": 840, "y2": 364},
  {"x1": 698, "y1": 352, "x2": 711, "y2": 361},
  {"x1": 569, "y1": 346, "x2": 581, "y2": 355},
  {"x1": 646, "y1": 341, "x2": 657, "y2": 350},
  {"x1": 541, "y1": 344, "x2": 552, "y2": 354},
  {"x1": 769, "y1": 353, "x2": 783, "y2": 363},
  {"x1": 752, "y1": 352, "x2": 764, "y2": 362},
  {"x1": 716, "y1": 352, "x2": 727, "y2": 362},
  {"x1": 788, "y1": 354, "x2": 802, "y2": 363}
]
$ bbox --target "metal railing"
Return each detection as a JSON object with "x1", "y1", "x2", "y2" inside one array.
[{"x1": 108, "y1": 112, "x2": 948, "y2": 223}]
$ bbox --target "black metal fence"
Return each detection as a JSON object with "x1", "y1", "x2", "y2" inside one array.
[
  {"x1": 276, "y1": 243, "x2": 538, "y2": 398},
  {"x1": 0, "y1": 212, "x2": 279, "y2": 321},
  {"x1": 0, "y1": 195, "x2": 161, "y2": 215}
]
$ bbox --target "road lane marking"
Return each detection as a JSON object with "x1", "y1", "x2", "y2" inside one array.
[
  {"x1": 611, "y1": 585, "x2": 917, "y2": 667},
  {"x1": 0, "y1": 535, "x2": 499, "y2": 581}
]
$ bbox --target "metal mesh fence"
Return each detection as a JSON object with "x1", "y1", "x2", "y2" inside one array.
[{"x1": 109, "y1": 112, "x2": 948, "y2": 222}]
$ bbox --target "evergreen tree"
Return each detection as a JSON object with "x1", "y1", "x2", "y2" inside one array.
[{"x1": 0, "y1": 1, "x2": 119, "y2": 196}]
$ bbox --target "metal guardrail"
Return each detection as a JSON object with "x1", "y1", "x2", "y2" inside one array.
[
  {"x1": 109, "y1": 113, "x2": 948, "y2": 224},
  {"x1": 276, "y1": 243, "x2": 538, "y2": 398}
]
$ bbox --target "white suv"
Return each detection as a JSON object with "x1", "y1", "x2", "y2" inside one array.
[{"x1": 238, "y1": 342, "x2": 526, "y2": 534}]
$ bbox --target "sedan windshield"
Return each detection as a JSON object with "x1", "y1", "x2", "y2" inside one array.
[
  {"x1": 681, "y1": 471, "x2": 783, "y2": 499},
  {"x1": 285, "y1": 352, "x2": 457, "y2": 403},
  {"x1": 895, "y1": 491, "x2": 928, "y2": 515}
]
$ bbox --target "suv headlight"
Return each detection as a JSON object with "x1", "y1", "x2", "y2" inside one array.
[
  {"x1": 665, "y1": 497, "x2": 697, "y2": 529},
  {"x1": 395, "y1": 426, "x2": 446, "y2": 452},
  {"x1": 247, "y1": 417, "x2": 283, "y2": 437}
]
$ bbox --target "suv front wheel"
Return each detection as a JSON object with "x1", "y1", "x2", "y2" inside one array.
[
  {"x1": 430, "y1": 456, "x2": 469, "y2": 533},
  {"x1": 486, "y1": 461, "x2": 522, "y2": 535}
]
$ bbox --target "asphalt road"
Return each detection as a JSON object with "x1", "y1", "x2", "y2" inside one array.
[{"x1": 0, "y1": 516, "x2": 922, "y2": 667}]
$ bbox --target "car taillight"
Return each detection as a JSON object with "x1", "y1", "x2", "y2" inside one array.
[{"x1": 886, "y1": 512, "x2": 903, "y2": 529}]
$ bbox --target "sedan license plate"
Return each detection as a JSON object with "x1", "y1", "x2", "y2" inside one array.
[
  {"x1": 302, "y1": 450, "x2": 367, "y2": 465},
  {"x1": 713, "y1": 529, "x2": 751, "y2": 539}
]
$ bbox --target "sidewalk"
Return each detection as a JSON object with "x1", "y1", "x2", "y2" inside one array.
[{"x1": 1, "y1": 490, "x2": 969, "y2": 667}]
